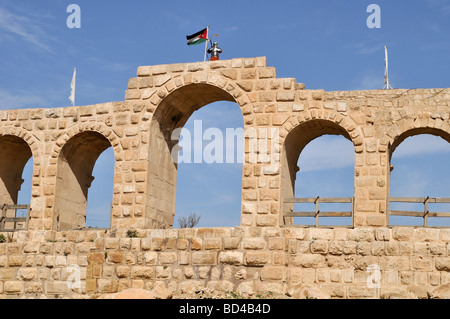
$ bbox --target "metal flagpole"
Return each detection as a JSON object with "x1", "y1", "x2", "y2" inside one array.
[
  {"x1": 69, "y1": 68, "x2": 76, "y2": 106},
  {"x1": 204, "y1": 26, "x2": 209, "y2": 62},
  {"x1": 384, "y1": 46, "x2": 392, "y2": 89}
]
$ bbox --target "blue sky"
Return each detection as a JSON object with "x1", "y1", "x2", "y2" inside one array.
[{"x1": 2, "y1": 0, "x2": 449, "y2": 227}]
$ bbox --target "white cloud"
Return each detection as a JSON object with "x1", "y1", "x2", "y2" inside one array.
[
  {"x1": 0, "y1": 88, "x2": 49, "y2": 109},
  {"x1": 0, "y1": 6, "x2": 52, "y2": 52},
  {"x1": 351, "y1": 73, "x2": 384, "y2": 91},
  {"x1": 393, "y1": 134, "x2": 450, "y2": 158},
  {"x1": 425, "y1": 0, "x2": 450, "y2": 16},
  {"x1": 224, "y1": 26, "x2": 238, "y2": 33},
  {"x1": 298, "y1": 136, "x2": 354, "y2": 172}
]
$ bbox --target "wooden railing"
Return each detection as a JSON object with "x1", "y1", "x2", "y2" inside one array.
[
  {"x1": 0, "y1": 204, "x2": 30, "y2": 231},
  {"x1": 284, "y1": 196, "x2": 354, "y2": 227},
  {"x1": 389, "y1": 197, "x2": 450, "y2": 227}
]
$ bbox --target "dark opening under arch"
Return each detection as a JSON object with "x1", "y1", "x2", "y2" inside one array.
[{"x1": 54, "y1": 131, "x2": 113, "y2": 230}]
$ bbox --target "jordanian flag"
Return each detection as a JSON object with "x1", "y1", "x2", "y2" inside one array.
[{"x1": 186, "y1": 27, "x2": 208, "y2": 46}]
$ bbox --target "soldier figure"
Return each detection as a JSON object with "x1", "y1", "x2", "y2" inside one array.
[{"x1": 207, "y1": 41, "x2": 222, "y2": 61}]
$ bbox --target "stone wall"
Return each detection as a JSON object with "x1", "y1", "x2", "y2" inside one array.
[
  {"x1": 0, "y1": 57, "x2": 449, "y2": 298},
  {"x1": 0, "y1": 57, "x2": 448, "y2": 231},
  {"x1": 0, "y1": 226, "x2": 449, "y2": 299}
]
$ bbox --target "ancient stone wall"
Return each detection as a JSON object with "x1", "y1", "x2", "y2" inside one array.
[
  {"x1": 0, "y1": 227, "x2": 449, "y2": 299},
  {"x1": 0, "y1": 57, "x2": 448, "y2": 298}
]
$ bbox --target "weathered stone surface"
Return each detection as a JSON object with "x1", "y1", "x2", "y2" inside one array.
[
  {"x1": 98, "y1": 287, "x2": 172, "y2": 299},
  {"x1": 428, "y1": 283, "x2": 450, "y2": 299},
  {"x1": 288, "y1": 284, "x2": 331, "y2": 299},
  {"x1": 0, "y1": 58, "x2": 449, "y2": 300}
]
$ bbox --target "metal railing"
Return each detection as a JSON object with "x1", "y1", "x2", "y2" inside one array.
[
  {"x1": 284, "y1": 196, "x2": 354, "y2": 227},
  {"x1": 389, "y1": 196, "x2": 450, "y2": 227},
  {"x1": 0, "y1": 204, "x2": 30, "y2": 231}
]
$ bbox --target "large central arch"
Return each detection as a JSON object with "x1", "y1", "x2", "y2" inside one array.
[{"x1": 146, "y1": 82, "x2": 243, "y2": 229}]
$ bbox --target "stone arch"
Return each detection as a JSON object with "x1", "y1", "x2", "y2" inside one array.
[
  {"x1": 0, "y1": 126, "x2": 41, "y2": 159},
  {"x1": 53, "y1": 127, "x2": 117, "y2": 230},
  {"x1": 0, "y1": 127, "x2": 40, "y2": 206},
  {"x1": 50, "y1": 122, "x2": 122, "y2": 161},
  {"x1": 386, "y1": 120, "x2": 450, "y2": 226},
  {"x1": 145, "y1": 78, "x2": 247, "y2": 229},
  {"x1": 388, "y1": 119, "x2": 450, "y2": 162},
  {"x1": 280, "y1": 111, "x2": 361, "y2": 226}
]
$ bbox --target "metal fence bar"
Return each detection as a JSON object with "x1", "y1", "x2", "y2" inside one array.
[
  {"x1": 388, "y1": 196, "x2": 450, "y2": 227},
  {"x1": 284, "y1": 197, "x2": 353, "y2": 227},
  {"x1": 0, "y1": 204, "x2": 30, "y2": 231}
]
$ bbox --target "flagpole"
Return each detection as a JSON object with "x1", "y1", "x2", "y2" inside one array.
[
  {"x1": 69, "y1": 68, "x2": 76, "y2": 106},
  {"x1": 384, "y1": 46, "x2": 392, "y2": 89},
  {"x1": 73, "y1": 68, "x2": 76, "y2": 106},
  {"x1": 204, "y1": 26, "x2": 209, "y2": 62}
]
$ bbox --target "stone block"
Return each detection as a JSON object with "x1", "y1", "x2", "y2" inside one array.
[
  {"x1": 46, "y1": 281, "x2": 68, "y2": 294},
  {"x1": 192, "y1": 251, "x2": 217, "y2": 265},
  {"x1": 245, "y1": 251, "x2": 270, "y2": 266},
  {"x1": 392, "y1": 227, "x2": 413, "y2": 241},
  {"x1": 130, "y1": 266, "x2": 155, "y2": 280},
  {"x1": 4, "y1": 281, "x2": 24, "y2": 295},
  {"x1": 435, "y1": 258, "x2": 450, "y2": 271},
  {"x1": 242, "y1": 238, "x2": 266, "y2": 250},
  {"x1": 261, "y1": 266, "x2": 285, "y2": 281},
  {"x1": 218, "y1": 251, "x2": 244, "y2": 265}
]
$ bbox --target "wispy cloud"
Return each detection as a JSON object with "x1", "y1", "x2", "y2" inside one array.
[
  {"x1": 425, "y1": 0, "x2": 450, "y2": 16},
  {"x1": 224, "y1": 26, "x2": 238, "y2": 33},
  {"x1": 350, "y1": 73, "x2": 383, "y2": 91},
  {"x1": 0, "y1": 6, "x2": 53, "y2": 52},
  {"x1": 0, "y1": 88, "x2": 50, "y2": 109},
  {"x1": 350, "y1": 42, "x2": 383, "y2": 55},
  {"x1": 87, "y1": 57, "x2": 133, "y2": 73},
  {"x1": 298, "y1": 136, "x2": 354, "y2": 172},
  {"x1": 392, "y1": 134, "x2": 450, "y2": 158}
]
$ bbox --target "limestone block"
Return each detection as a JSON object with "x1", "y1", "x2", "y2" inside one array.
[
  {"x1": 348, "y1": 228, "x2": 375, "y2": 242},
  {"x1": 276, "y1": 91, "x2": 295, "y2": 102},
  {"x1": 414, "y1": 228, "x2": 439, "y2": 242},
  {"x1": 310, "y1": 240, "x2": 328, "y2": 255},
  {"x1": 428, "y1": 283, "x2": 450, "y2": 299},
  {"x1": 159, "y1": 252, "x2": 177, "y2": 265},
  {"x1": 260, "y1": 266, "x2": 285, "y2": 281},
  {"x1": 218, "y1": 251, "x2": 244, "y2": 265},
  {"x1": 97, "y1": 279, "x2": 119, "y2": 293},
  {"x1": 4, "y1": 281, "x2": 24, "y2": 295},
  {"x1": 392, "y1": 227, "x2": 413, "y2": 241},
  {"x1": 256, "y1": 215, "x2": 278, "y2": 227},
  {"x1": 328, "y1": 241, "x2": 344, "y2": 255},
  {"x1": 245, "y1": 251, "x2": 270, "y2": 266},
  {"x1": 242, "y1": 237, "x2": 266, "y2": 250},
  {"x1": 223, "y1": 237, "x2": 240, "y2": 250},
  {"x1": 203, "y1": 238, "x2": 222, "y2": 250},
  {"x1": 297, "y1": 254, "x2": 326, "y2": 268},
  {"x1": 435, "y1": 257, "x2": 450, "y2": 271},
  {"x1": 131, "y1": 266, "x2": 155, "y2": 280},
  {"x1": 191, "y1": 251, "x2": 217, "y2": 265},
  {"x1": 8, "y1": 256, "x2": 24, "y2": 267}
]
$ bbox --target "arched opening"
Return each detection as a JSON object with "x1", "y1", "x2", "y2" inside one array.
[
  {"x1": 54, "y1": 131, "x2": 114, "y2": 230},
  {"x1": 0, "y1": 135, "x2": 33, "y2": 230},
  {"x1": 175, "y1": 101, "x2": 244, "y2": 227},
  {"x1": 281, "y1": 120, "x2": 355, "y2": 227},
  {"x1": 85, "y1": 147, "x2": 115, "y2": 228},
  {"x1": 146, "y1": 83, "x2": 241, "y2": 229},
  {"x1": 389, "y1": 129, "x2": 450, "y2": 227}
]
